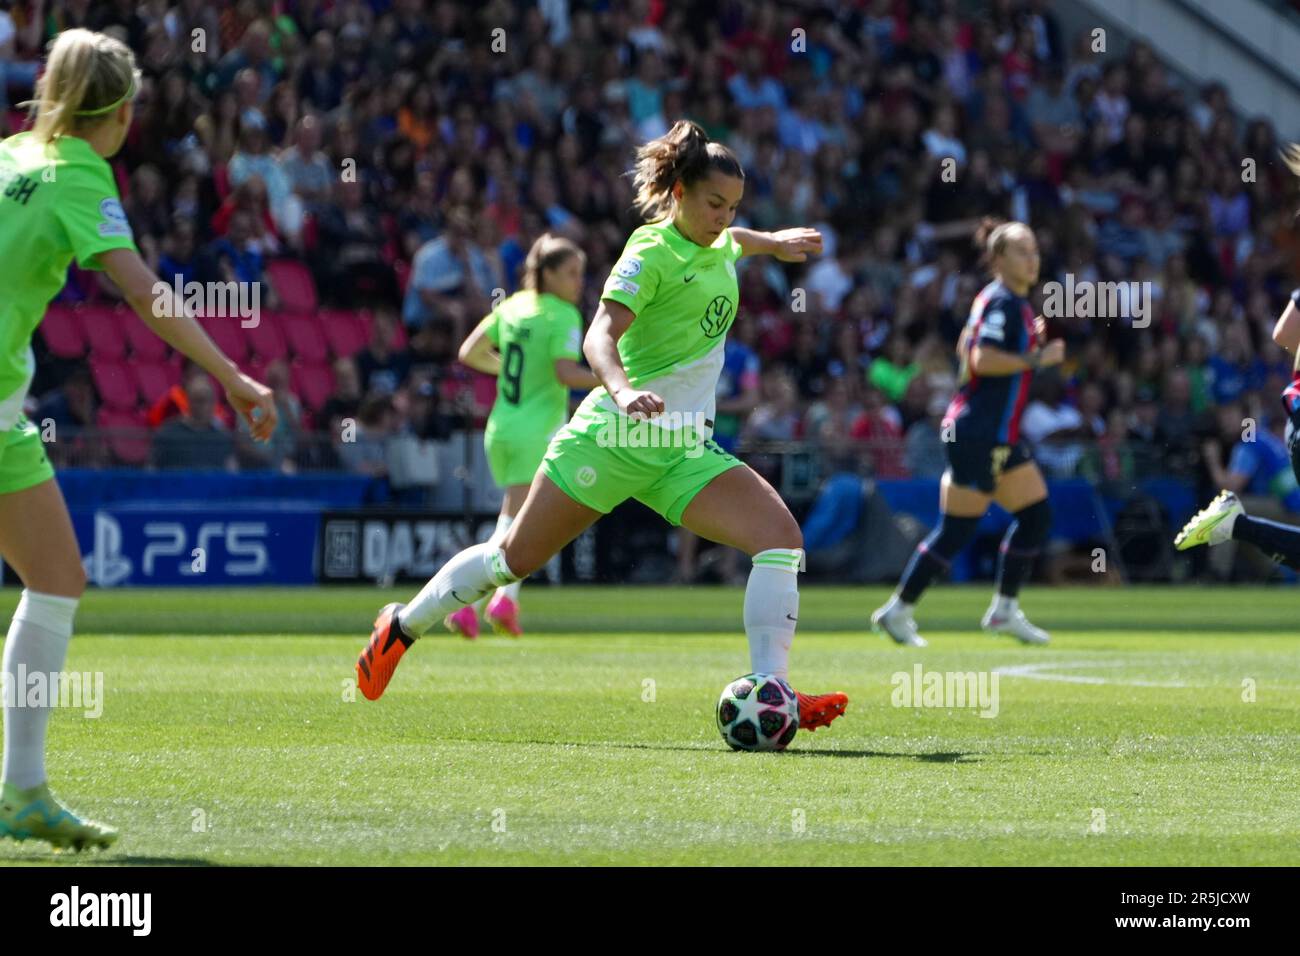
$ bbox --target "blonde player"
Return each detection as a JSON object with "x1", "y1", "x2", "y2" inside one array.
[{"x1": 0, "y1": 30, "x2": 277, "y2": 851}]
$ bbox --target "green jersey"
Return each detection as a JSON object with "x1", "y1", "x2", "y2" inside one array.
[
  {"x1": 482, "y1": 290, "x2": 583, "y2": 439},
  {"x1": 588, "y1": 219, "x2": 742, "y2": 433},
  {"x1": 0, "y1": 132, "x2": 137, "y2": 429}
]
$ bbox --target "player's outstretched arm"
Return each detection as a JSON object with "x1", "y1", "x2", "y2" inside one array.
[
  {"x1": 100, "y1": 247, "x2": 278, "y2": 441},
  {"x1": 730, "y1": 226, "x2": 823, "y2": 261}
]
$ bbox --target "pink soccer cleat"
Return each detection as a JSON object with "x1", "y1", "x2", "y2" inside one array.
[
  {"x1": 444, "y1": 605, "x2": 480, "y2": 640},
  {"x1": 485, "y1": 594, "x2": 523, "y2": 637}
]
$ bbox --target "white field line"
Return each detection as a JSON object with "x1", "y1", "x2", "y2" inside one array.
[{"x1": 992, "y1": 659, "x2": 1196, "y2": 688}]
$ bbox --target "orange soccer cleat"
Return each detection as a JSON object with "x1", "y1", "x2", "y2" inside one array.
[
  {"x1": 796, "y1": 690, "x2": 849, "y2": 731},
  {"x1": 356, "y1": 602, "x2": 414, "y2": 700}
]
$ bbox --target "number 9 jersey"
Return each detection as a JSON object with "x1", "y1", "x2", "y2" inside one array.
[{"x1": 479, "y1": 289, "x2": 583, "y2": 486}]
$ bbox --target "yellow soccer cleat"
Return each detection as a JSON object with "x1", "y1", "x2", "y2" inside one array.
[
  {"x1": 1174, "y1": 490, "x2": 1243, "y2": 551},
  {"x1": 0, "y1": 781, "x2": 118, "y2": 851}
]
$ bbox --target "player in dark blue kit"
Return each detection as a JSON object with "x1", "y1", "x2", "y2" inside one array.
[{"x1": 872, "y1": 220, "x2": 1065, "y2": 646}]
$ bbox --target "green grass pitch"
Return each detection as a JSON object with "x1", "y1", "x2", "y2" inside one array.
[{"x1": 2, "y1": 584, "x2": 1297, "y2": 866}]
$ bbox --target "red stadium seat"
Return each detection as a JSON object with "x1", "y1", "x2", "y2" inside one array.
[
  {"x1": 291, "y1": 361, "x2": 334, "y2": 412},
  {"x1": 120, "y1": 308, "x2": 171, "y2": 360},
  {"x1": 90, "y1": 359, "x2": 140, "y2": 410},
  {"x1": 245, "y1": 312, "x2": 289, "y2": 364},
  {"x1": 200, "y1": 316, "x2": 249, "y2": 365},
  {"x1": 96, "y1": 408, "x2": 150, "y2": 465},
  {"x1": 320, "y1": 309, "x2": 368, "y2": 358},
  {"x1": 266, "y1": 259, "x2": 319, "y2": 313},
  {"x1": 246, "y1": 311, "x2": 289, "y2": 363},
  {"x1": 40, "y1": 304, "x2": 86, "y2": 359},
  {"x1": 133, "y1": 361, "x2": 180, "y2": 405},
  {"x1": 283, "y1": 314, "x2": 329, "y2": 363},
  {"x1": 78, "y1": 304, "x2": 128, "y2": 360}
]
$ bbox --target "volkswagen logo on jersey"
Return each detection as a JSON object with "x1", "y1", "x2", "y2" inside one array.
[{"x1": 700, "y1": 296, "x2": 735, "y2": 338}]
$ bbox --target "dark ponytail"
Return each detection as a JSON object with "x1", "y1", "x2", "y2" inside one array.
[{"x1": 631, "y1": 119, "x2": 743, "y2": 221}]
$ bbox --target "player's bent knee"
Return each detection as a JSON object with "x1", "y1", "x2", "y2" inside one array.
[
  {"x1": 751, "y1": 516, "x2": 802, "y2": 555},
  {"x1": 1012, "y1": 498, "x2": 1052, "y2": 548}
]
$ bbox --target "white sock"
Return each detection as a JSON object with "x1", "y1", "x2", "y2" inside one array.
[
  {"x1": 744, "y1": 548, "x2": 803, "y2": 682},
  {"x1": 2, "y1": 590, "x2": 79, "y2": 790},
  {"x1": 487, "y1": 515, "x2": 521, "y2": 606},
  {"x1": 399, "y1": 543, "x2": 519, "y2": 638},
  {"x1": 991, "y1": 593, "x2": 1017, "y2": 618}
]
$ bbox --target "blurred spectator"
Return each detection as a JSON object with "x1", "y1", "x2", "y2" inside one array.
[
  {"x1": 157, "y1": 217, "x2": 200, "y2": 288},
  {"x1": 320, "y1": 356, "x2": 364, "y2": 432},
  {"x1": 314, "y1": 179, "x2": 398, "y2": 307},
  {"x1": 402, "y1": 206, "x2": 493, "y2": 337},
  {"x1": 713, "y1": 319, "x2": 762, "y2": 454},
  {"x1": 153, "y1": 377, "x2": 236, "y2": 471},
  {"x1": 745, "y1": 368, "x2": 802, "y2": 442},
  {"x1": 851, "y1": 385, "x2": 908, "y2": 478},
  {"x1": 904, "y1": 389, "x2": 949, "y2": 479},
  {"x1": 1022, "y1": 373, "x2": 1089, "y2": 478},
  {"x1": 278, "y1": 114, "x2": 333, "y2": 212},
  {"x1": 297, "y1": 30, "x2": 344, "y2": 113},
  {"x1": 868, "y1": 333, "x2": 919, "y2": 404},
  {"x1": 147, "y1": 361, "x2": 234, "y2": 430},
  {"x1": 235, "y1": 359, "x2": 301, "y2": 473},
  {"x1": 1204, "y1": 404, "x2": 1300, "y2": 514},
  {"x1": 337, "y1": 394, "x2": 395, "y2": 477},
  {"x1": 228, "y1": 123, "x2": 300, "y2": 247},
  {"x1": 355, "y1": 310, "x2": 411, "y2": 398},
  {"x1": 36, "y1": 367, "x2": 103, "y2": 468}
]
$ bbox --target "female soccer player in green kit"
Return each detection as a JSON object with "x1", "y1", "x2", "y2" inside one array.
[
  {"x1": 356, "y1": 120, "x2": 848, "y2": 733},
  {"x1": 448, "y1": 234, "x2": 600, "y2": 638},
  {"x1": 0, "y1": 30, "x2": 277, "y2": 850}
]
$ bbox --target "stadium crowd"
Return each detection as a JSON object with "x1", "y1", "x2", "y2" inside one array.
[{"x1": 4, "y1": 0, "x2": 1300, "y2": 516}]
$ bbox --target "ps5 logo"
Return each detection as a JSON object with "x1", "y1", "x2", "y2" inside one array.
[
  {"x1": 83, "y1": 512, "x2": 132, "y2": 587},
  {"x1": 143, "y1": 522, "x2": 269, "y2": 576}
]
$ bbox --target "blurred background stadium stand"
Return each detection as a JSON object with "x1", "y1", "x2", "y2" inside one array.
[{"x1": 4, "y1": 0, "x2": 1300, "y2": 586}]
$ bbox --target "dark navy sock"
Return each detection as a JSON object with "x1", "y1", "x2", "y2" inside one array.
[{"x1": 1232, "y1": 514, "x2": 1300, "y2": 570}]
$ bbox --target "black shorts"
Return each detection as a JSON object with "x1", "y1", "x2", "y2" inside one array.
[{"x1": 945, "y1": 436, "x2": 1034, "y2": 493}]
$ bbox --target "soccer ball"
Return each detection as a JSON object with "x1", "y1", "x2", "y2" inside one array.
[{"x1": 716, "y1": 673, "x2": 799, "y2": 751}]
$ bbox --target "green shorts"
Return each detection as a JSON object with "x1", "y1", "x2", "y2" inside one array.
[
  {"x1": 541, "y1": 403, "x2": 743, "y2": 526},
  {"x1": 485, "y1": 426, "x2": 558, "y2": 487},
  {"x1": 0, "y1": 416, "x2": 55, "y2": 496}
]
